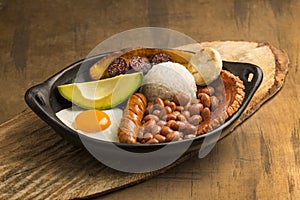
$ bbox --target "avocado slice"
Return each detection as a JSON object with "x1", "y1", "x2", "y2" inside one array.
[{"x1": 57, "y1": 72, "x2": 143, "y2": 109}]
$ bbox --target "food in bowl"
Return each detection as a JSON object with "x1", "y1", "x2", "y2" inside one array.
[
  {"x1": 56, "y1": 48, "x2": 245, "y2": 144},
  {"x1": 57, "y1": 72, "x2": 143, "y2": 110},
  {"x1": 141, "y1": 61, "x2": 197, "y2": 101},
  {"x1": 56, "y1": 107, "x2": 123, "y2": 142}
]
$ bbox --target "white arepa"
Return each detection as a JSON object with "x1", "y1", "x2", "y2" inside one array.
[{"x1": 188, "y1": 47, "x2": 222, "y2": 86}]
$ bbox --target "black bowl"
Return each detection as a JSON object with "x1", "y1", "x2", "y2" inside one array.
[{"x1": 25, "y1": 52, "x2": 263, "y2": 172}]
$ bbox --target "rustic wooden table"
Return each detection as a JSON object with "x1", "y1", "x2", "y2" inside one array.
[{"x1": 0, "y1": 0, "x2": 299, "y2": 199}]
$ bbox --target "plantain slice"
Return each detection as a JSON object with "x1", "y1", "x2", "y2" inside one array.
[{"x1": 89, "y1": 48, "x2": 194, "y2": 80}]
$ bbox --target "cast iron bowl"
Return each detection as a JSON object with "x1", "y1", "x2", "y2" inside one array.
[{"x1": 25, "y1": 50, "x2": 263, "y2": 172}]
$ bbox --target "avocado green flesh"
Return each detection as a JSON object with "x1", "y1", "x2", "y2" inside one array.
[{"x1": 57, "y1": 72, "x2": 143, "y2": 109}]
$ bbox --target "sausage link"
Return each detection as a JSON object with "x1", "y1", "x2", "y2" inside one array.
[{"x1": 118, "y1": 93, "x2": 147, "y2": 144}]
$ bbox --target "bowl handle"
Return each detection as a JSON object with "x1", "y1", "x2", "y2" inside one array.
[{"x1": 24, "y1": 83, "x2": 53, "y2": 119}]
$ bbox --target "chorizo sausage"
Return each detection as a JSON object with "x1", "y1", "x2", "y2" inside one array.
[{"x1": 118, "y1": 93, "x2": 147, "y2": 144}]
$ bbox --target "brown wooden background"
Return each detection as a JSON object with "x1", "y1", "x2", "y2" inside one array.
[{"x1": 0, "y1": 0, "x2": 299, "y2": 199}]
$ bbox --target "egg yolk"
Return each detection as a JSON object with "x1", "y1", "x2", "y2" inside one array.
[{"x1": 74, "y1": 110, "x2": 111, "y2": 133}]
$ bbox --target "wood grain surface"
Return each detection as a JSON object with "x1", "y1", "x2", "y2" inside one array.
[
  {"x1": 0, "y1": 0, "x2": 299, "y2": 199},
  {"x1": 0, "y1": 109, "x2": 199, "y2": 199},
  {"x1": 0, "y1": 41, "x2": 287, "y2": 199}
]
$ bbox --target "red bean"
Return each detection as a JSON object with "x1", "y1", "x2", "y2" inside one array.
[
  {"x1": 163, "y1": 100, "x2": 171, "y2": 105},
  {"x1": 143, "y1": 132, "x2": 153, "y2": 141},
  {"x1": 182, "y1": 110, "x2": 190, "y2": 119},
  {"x1": 210, "y1": 96, "x2": 219, "y2": 111},
  {"x1": 154, "y1": 134, "x2": 166, "y2": 143},
  {"x1": 157, "y1": 120, "x2": 167, "y2": 127},
  {"x1": 191, "y1": 99, "x2": 200, "y2": 104},
  {"x1": 165, "y1": 113, "x2": 177, "y2": 121},
  {"x1": 153, "y1": 97, "x2": 164, "y2": 107},
  {"x1": 198, "y1": 93, "x2": 211, "y2": 108},
  {"x1": 173, "y1": 92, "x2": 190, "y2": 106},
  {"x1": 143, "y1": 119, "x2": 156, "y2": 127},
  {"x1": 175, "y1": 106, "x2": 184, "y2": 112},
  {"x1": 199, "y1": 86, "x2": 215, "y2": 95},
  {"x1": 151, "y1": 125, "x2": 161, "y2": 135},
  {"x1": 168, "y1": 120, "x2": 179, "y2": 130},
  {"x1": 165, "y1": 101, "x2": 176, "y2": 111},
  {"x1": 160, "y1": 126, "x2": 173, "y2": 136},
  {"x1": 201, "y1": 107, "x2": 211, "y2": 121},
  {"x1": 173, "y1": 111, "x2": 181, "y2": 117},
  {"x1": 141, "y1": 95, "x2": 216, "y2": 144},
  {"x1": 189, "y1": 115, "x2": 202, "y2": 126},
  {"x1": 166, "y1": 131, "x2": 183, "y2": 141},
  {"x1": 164, "y1": 106, "x2": 172, "y2": 114},
  {"x1": 145, "y1": 102, "x2": 153, "y2": 115},
  {"x1": 143, "y1": 114, "x2": 159, "y2": 122},
  {"x1": 184, "y1": 102, "x2": 191, "y2": 111},
  {"x1": 189, "y1": 103, "x2": 203, "y2": 116},
  {"x1": 184, "y1": 123, "x2": 197, "y2": 134},
  {"x1": 176, "y1": 121, "x2": 186, "y2": 130},
  {"x1": 176, "y1": 114, "x2": 187, "y2": 122},
  {"x1": 152, "y1": 109, "x2": 161, "y2": 116},
  {"x1": 146, "y1": 138, "x2": 159, "y2": 144}
]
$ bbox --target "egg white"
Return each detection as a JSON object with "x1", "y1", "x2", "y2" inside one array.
[{"x1": 56, "y1": 107, "x2": 123, "y2": 142}]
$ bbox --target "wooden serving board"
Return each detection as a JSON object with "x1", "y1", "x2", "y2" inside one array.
[{"x1": 0, "y1": 41, "x2": 288, "y2": 199}]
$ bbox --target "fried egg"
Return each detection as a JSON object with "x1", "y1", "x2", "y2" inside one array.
[{"x1": 56, "y1": 107, "x2": 123, "y2": 142}]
